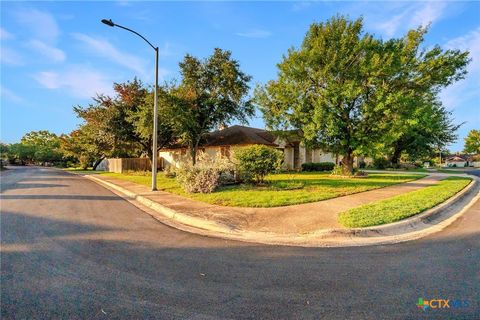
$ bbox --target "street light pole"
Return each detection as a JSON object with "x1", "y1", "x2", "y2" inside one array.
[
  {"x1": 101, "y1": 19, "x2": 158, "y2": 191},
  {"x1": 152, "y1": 47, "x2": 159, "y2": 191}
]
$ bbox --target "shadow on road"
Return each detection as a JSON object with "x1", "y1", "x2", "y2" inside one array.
[
  {"x1": 0, "y1": 194, "x2": 125, "y2": 200},
  {"x1": 1, "y1": 165, "x2": 479, "y2": 319},
  {"x1": 1, "y1": 208, "x2": 478, "y2": 319}
]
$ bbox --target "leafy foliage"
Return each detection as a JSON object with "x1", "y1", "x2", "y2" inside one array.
[
  {"x1": 234, "y1": 145, "x2": 283, "y2": 184},
  {"x1": 255, "y1": 16, "x2": 470, "y2": 174},
  {"x1": 372, "y1": 158, "x2": 391, "y2": 170},
  {"x1": 73, "y1": 78, "x2": 176, "y2": 162},
  {"x1": 330, "y1": 165, "x2": 347, "y2": 176},
  {"x1": 172, "y1": 48, "x2": 254, "y2": 165},
  {"x1": 175, "y1": 153, "x2": 234, "y2": 193},
  {"x1": 463, "y1": 129, "x2": 480, "y2": 154},
  {"x1": 3, "y1": 131, "x2": 65, "y2": 165},
  {"x1": 60, "y1": 124, "x2": 111, "y2": 169},
  {"x1": 382, "y1": 93, "x2": 461, "y2": 164}
]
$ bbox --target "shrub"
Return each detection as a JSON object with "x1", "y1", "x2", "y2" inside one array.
[
  {"x1": 373, "y1": 158, "x2": 391, "y2": 169},
  {"x1": 219, "y1": 170, "x2": 236, "y2": 185},
  {"x1": 234, "y1": 145, "x2": 282, "y2": 184},
  {"x1": 301, "y1": 162, "x2": 335, "y2": 172},
  {"x1": 399, "y1": 163, "x2": 417, "y2": 170},
  {"x1": 164, "y1": 166, "x2": 176, "y2": 178},
  {"x1": 175, "y1": 154, "x2": 234, "y2": 193},
  {"x1": 331, "y1": 165, "x2": 347, "y2": 176}
]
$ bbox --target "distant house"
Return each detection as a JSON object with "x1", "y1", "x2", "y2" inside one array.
[
  {"x1": 159, "y1": 125, "x2": 337, "y2": 170},
  {"x1": 470, "y1": 155, "x2": 480, "y2": 168},
  {"x1": 445, "y1": 155, "x2": 468, "y2": 167}
]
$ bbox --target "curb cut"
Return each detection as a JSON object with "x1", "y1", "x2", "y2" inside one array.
[{"x1": 83, "y1": 173, "x2": 479, "y2": 247}]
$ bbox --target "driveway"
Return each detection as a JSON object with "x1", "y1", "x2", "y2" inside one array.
[{"x1": 1, "y1": 166, "x2": 479, "y2": 319}]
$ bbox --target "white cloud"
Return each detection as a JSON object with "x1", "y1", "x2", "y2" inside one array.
[
  {"x1": 0, "y1": 85, "x2": 25, "y2": 104},
  {"x1": 0, "y1": 27, "x2": 14, "y2": 40},
  {"x1": 14, "y1": 8, "x2": 59, "y2": 43},
  {"x1": 116, "y1": 0, "x2": 131, "y2": 6},
  {"x1": 440, "y1": 28, "x2": 480, "y2": 110},
  {"x1": 375, "y1": 12, "x2": 407, "y2": 38},
  {"x1": 410, "y1": 2, "x2": 447, "y2": 29},
  {"x1": 27, "y1": 40, "x2": 66, "y2": 63},
  {"x1": 368, "y1": 2, "x2": 447, "y2": 38},
  {"x1": 72, "y1": 33, "x2": 148, "y2": 77},
  {"x1": 445, "y1": 27, "x2": 480, "y2": 72},
  {"x1": 0, "y1": 47, "x2": 24, "y2": 66},
  {"x1": 32, "y1": 66, "x2": 114, "y2": 99},
  {"x1": 292, "y1": 1, "x2": 312, "y2": 12},
  {"x1": 236, "y1": 29, "x2": 272, "y2": 38}
]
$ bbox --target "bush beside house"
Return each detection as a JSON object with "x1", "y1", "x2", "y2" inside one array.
[
  {"x1": 234, "y1": 145, "x2": 282, "y2": 184},
  {"x1": 301, "y1": 162, "x2": 335, "y2": 172},
  {"x1": 175, "y1": 154, "x2": 234, "y2": 193}
]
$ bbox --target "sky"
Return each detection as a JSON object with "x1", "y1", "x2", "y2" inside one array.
[{"x1": 1, "y1": 1, "x2": 479, "y2": 152}]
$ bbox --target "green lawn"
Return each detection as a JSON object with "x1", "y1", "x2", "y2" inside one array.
[
  {"x1": 367, "y1": 168, "x2": 428, "y2": 173},
  {"x1": 339, "y1": 176, "x2": 472, "y2": 228},
  {"x1": 386, "y1": 168, "x2": 429, "y2": 172},
  {"x1": 84, "y1": 171, "x2": 424, "y2": 207}
]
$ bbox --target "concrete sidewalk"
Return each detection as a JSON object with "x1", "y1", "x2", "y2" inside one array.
[{"x1": 90, "y1": 174, "x2": 448, "y2": 234}]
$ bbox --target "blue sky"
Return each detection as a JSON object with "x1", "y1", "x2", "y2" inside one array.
[{"x1": 1, "y1": 1, "x2": 479, "y2": 152}]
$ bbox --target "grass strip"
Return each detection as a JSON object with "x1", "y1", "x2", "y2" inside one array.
[
  {"x1": 339, "y1": 177, "x2": 472, "y2": 228},
  {"x1": 81, "y1": 171, "x2": 423, "y2": 207}
]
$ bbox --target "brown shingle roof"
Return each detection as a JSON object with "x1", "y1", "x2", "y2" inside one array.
[
  {"x1": 161, "y1": 125, "x2": 278, "y2": 150},
  {"x1": 446, "y1": 155, "x2": 467, "y2": 162},
  {"x1": 202, "y1": 125, "x2": 277, "y2": 147}
]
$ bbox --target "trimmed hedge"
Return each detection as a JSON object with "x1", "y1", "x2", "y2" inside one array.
[{"x1": 301, "y1": 162, "x2": 335, "y2": 172}]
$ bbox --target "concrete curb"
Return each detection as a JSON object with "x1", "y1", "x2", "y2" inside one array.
[{"x1": 83, "y1": 173, "x2": 479, "y2": 247}]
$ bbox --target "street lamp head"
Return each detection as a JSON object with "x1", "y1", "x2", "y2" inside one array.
[{"x1": 101, "y1": 19, "x2": 115, "y2": 27}]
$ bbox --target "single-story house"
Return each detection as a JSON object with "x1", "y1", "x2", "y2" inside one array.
[
  {"x1": 445, "y1": 155, "x2": 468, "y2": 167},
  {"x1": 159, "y1": 125, "x2": 339, "y2": 170}
]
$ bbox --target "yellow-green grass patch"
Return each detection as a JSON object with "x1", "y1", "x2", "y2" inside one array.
[{"x1": 339, "y1": 177, "x2": 472, "y2": 228}]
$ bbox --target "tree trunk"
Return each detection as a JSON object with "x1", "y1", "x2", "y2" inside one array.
[
  {"x1": 341, "y1": 152, "x2": 354, "y2": 175},
  {"x1": 191, "y1": 147, "x2": 197, "y2": 166},
  {"x1": 190, "y1": 139, "x2": 201, "y2": 166},
  {"x1": 92, "y1": 156, "x2": 106, "y2": 171},
  {"x1": 390, "y1": 143, "x2": 403, "y2": 166}
]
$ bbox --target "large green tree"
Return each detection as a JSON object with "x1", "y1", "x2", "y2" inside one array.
[
  {"x1": 74, "y1": 78, "x2": 175, "y2": 161},
  {"x1": 384, "y1": 94, "x2": 461, "y2": 164},
  {"x1": 4, "y1": 143, "x2": 35, "y2": 165},
  {"x1": 20, "y1": 130, "x2": 64, "y2": 164},
  {"x1": 60, "y1": 124, "x2": 114, "y2": 169},
  {"x1": 464, "y1": 129, "x2": 480, "y2": 154},
  {"x1": 255, "y1": 16, "x2": 469, "y2": 173},
  {"x1": 173, "y1": 48, "x2": 254, "y2": 165}
]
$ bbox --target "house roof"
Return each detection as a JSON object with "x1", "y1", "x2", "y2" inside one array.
[
  {"x1": 446, "y1": 155, "x2": 467, "y2": 162},
  {"x1": 162, "y1": 125, "x2": 278, "y2": 150},
  {"x1": 202, "y1": 125, "x2": 276, "y2": 147}
]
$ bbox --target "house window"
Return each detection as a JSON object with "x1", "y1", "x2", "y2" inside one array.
[{"x1": 220, "y1": 146, "x2": 231, "y2": 158}]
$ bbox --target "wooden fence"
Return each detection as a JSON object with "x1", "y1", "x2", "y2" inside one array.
[{"x1": 104, "y1": 158, "x2": 152, "y2": 173}]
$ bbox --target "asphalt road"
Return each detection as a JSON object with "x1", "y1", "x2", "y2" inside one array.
[{"x1": 1, "y1": 166, "x2": 479, "y2": 319}]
